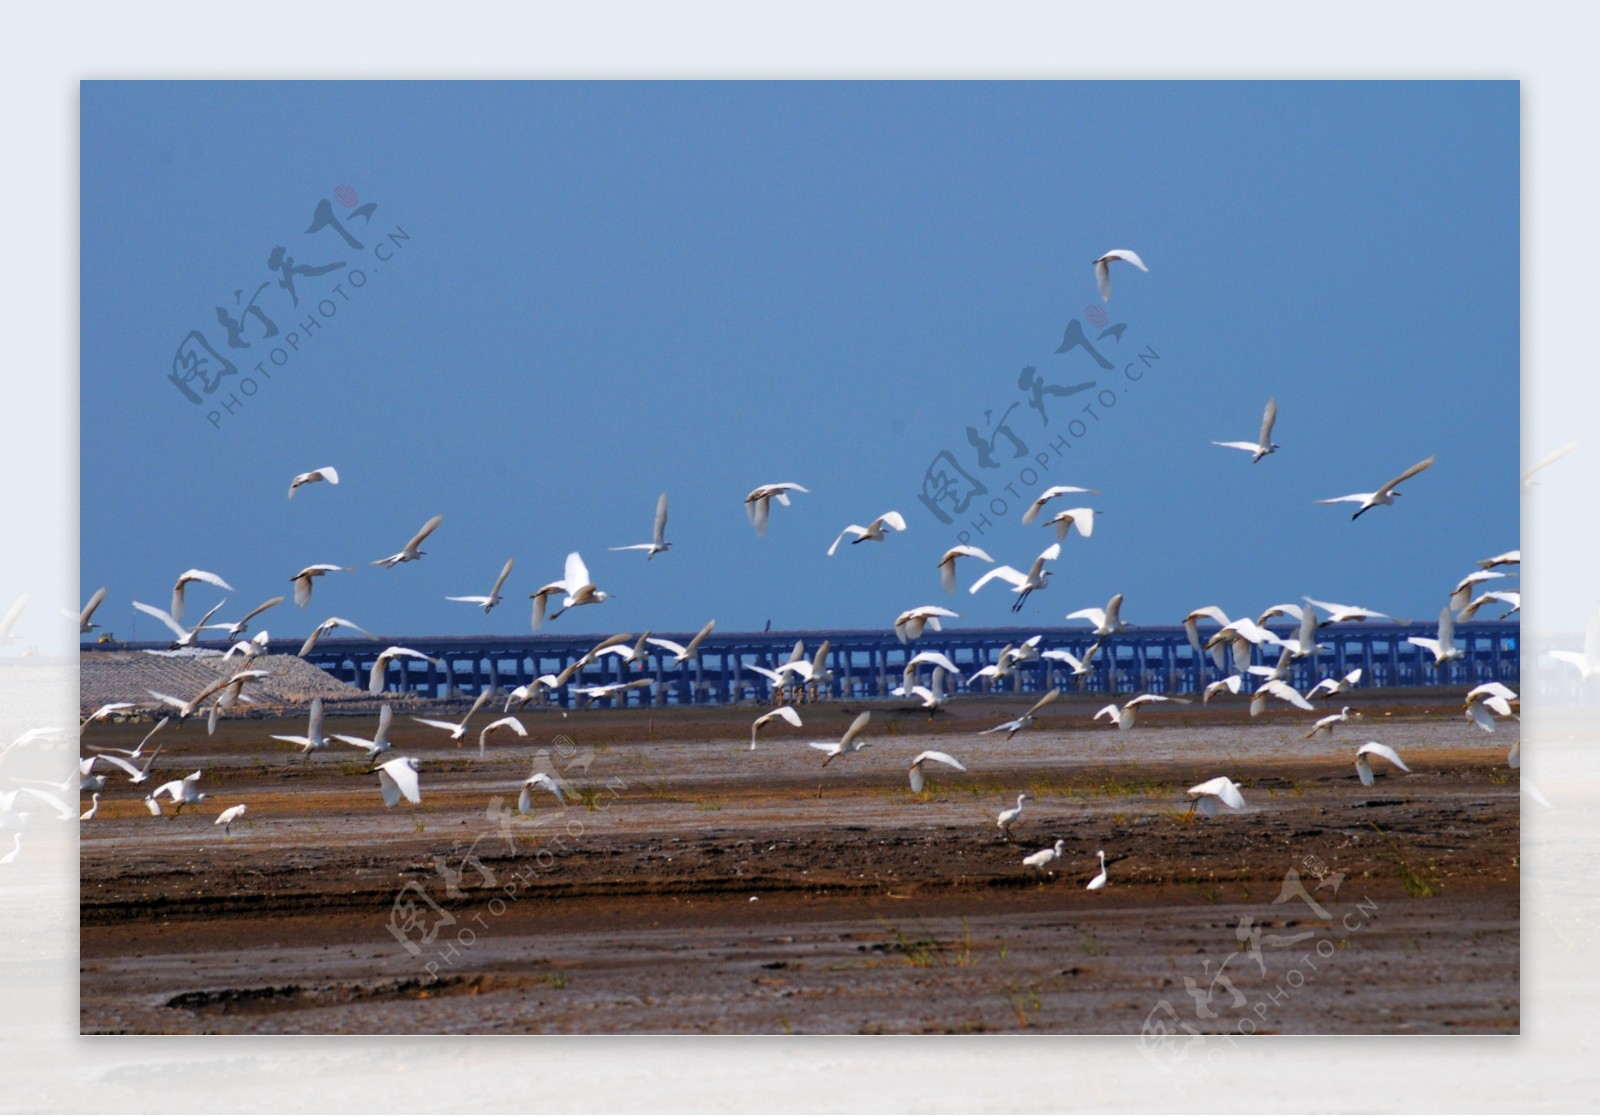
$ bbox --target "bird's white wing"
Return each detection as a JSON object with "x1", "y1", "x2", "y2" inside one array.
[
  {"x1": 1065, "y1": 607, "x2": 1106, "y2": 627},
  {"x1": 1258, "y1": 397, "x2": 1278, "y2": 445},
  {"x1": 563, "y1": 551, "x2": 590, "y2": 589},
  {"x1": 755, "y1": 706, "x2": 803, "y2": 731},
  {"x1": 524, "y1": 772, "x2": 565, "y2": 805},
  {"x1": 1260, "y1": 680, "x2": 1314, "y2": 711},
  {"x1": 1315, "y1": 493, "x2": 1373, "y2": 506},
  {"x1": 405, "y1": 514, "x2": 444, "y2": 551},
  {"x1": 838, "y1": 711, "x2": 872, "y2": 749},
  {"x1": 912, "y1": 750, "x2": 965, "y2": 773},
  {"x1": 645, "y1": 637, "x2": 688, "y2": 658},
  {"x1": 1356, "y1": 742, "x2": 1409, "y2": 772},
  {"x1": 878, "y1": 510, "x2": 907, "y2": 532},
  {"x1": 80, "y1": 587, "x2": 107, "y2": 627},
  {"x1": 1213, "y1": 441, "x2": 1263, "y2": 453},
  {"x1": 907, "y1": 650, "x2": 960, "y2": 675},
  {"x1": 651, "y1": 491, "x2": 669, "y2": 547},
  {"x1": 487, "y1": 558, "x2": 515, "y2": 600},
  {"x1": 132, "y1": 601, "x2": 188, "y2": 640},
  {"x1": 969, "y1": 566, "x2": 1026, "y2": 593},
  {"x1": 1376, "y1": 455, "x2": 1436, "y2": 496},
  {"x1": 1100, "y1": 248, "x2": 1147, "y2": 270},
  {"x1": 827, "y1": 526, "x2": 865, "y2": 557},
  {"x1": 1025, "y1": 688, "x2": 1061, "y2": 719},
  {"x1": 377, "y1": 758, "x2": 421, "y2": 805}
]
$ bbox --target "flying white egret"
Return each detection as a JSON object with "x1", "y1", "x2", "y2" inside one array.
[
  {"x1": 145, "y1": 770, "x2": 206, "y2": 816},
  {"x1": 1183, "y1": 606, "x2": 1232, "y2": 653},
  {"x1": 376, "y1": 756, "x2": 421, "y2": 806},
  {"x1": 1548, "y1": 616, "x2": 1600, "y2": 681},
  {"x1": 446, "y1": 558, "x2": 515, "y2": 614},
  {"x1": 1465, "y1": 683, "x2": 1518, "y2": 732},
  {"x1": 148, "y1": 668, "x2": 269, "y2": 722},
  {"x1": 298, "y1": 616, "x2": 378, "y2": 656},
  {"x1": 1212, "y1": 398, "x2": 1280, "y2": 463},
  {"x1": 223, "y1": 631, "x2": 270, "y2": 661},
  {"x1": 1203, "y1": 618, "x2": 1283, "y2": 671},
  {"x1": 906, "y1": 650, "x2": 962, "y2": 677},
  {"x1": 1042, "y1": 642, "x2": 1101, "y2": 683},
  {"x1": 1315, "y1": 455, "x2": 1436, "y2": 519},
  {"x1": 270, "y1": 697, "x2": 329, "y2": 757},
  {"x1": 530, "y1": 552, "x2": 610, "y2": 630},
  {"x1": 827, "y1": 510, "x2": 907, "y2": 556},
  {"x1": 170, "y1": 569, "x2": 233, "y2": 623},
  {"x1": 476, "y1": 716, "x2": 528, "y2": 758},
  {"x1": 1407, "y1": 606, "x2": 1464, "y2": 666},
  {"x1": 894, "y1": 605, "x2": 959, "y2": 645},
  {"x1": 412, "y1": 690, "x2": 493, "y2": 743},
  {"x1": 215, "y1": 804, "x2": 248, "y2": 836},
  {"x1": 970, "y1": 543, "x2": 1061, "y2": 612},
  {"x1": 907, "y1": 750, "x2": 965, "y2": 793},
  {"x1": 290, "y1": 564, "x2": 353, "y2": 609},
  {"x1": 750, "y1": 705, "x2": 803, "y2": 750},
  {"x1": 221, "y1": 596, "x2": 285, "y2": 640},
  {"x1": 1303, "y1": 598, "x2": 1389, "y2": 624},
  {"x1": 96, "y1": 744, "x2": 164, "y2": 786},
  {"x1": 80, "y1": 793, "x2": 100, "y2": 821},
  {"x1": 518, "y1": 772, "x2": 566, "y2": 813},
  {"x1": 78, "y1": 587, "x2": 107, "y2": 633},
  {"x1": 1204, "y1": 675, "x2": 1244, "y2": 703},
  {"x1": 368, "y1": 646, "x2": 444, "y2": 695},
  {"x1": 88, "y1": 716, "x2": 168, "y2": 760},
  {"x1": 1354, "y1": 742, "x2": 1410, "y2": 786},
  {"x1": 80, "y1": 702, "x2": 136, "y2": 730},
  {"x1": 79, "y1": 756, "x2": 106, "y2": 792},
  {"x1": 1450, "y1": 570, "x2": 1506, "y2": 612},
  {"x1": 1305, "y1": 706, "x2": 1357, "y2": 740},
  {"x1": 1040, "y1": 507, "x2": 1096, "y2": 543},
  {"x1": 610, "y1": 491, "x2": 672, "y2": 559},
  {"x1": 573, "y1": 678, "x2": 654, "y2": 703},
  {"x1": 203, "y1": 669, "x2": 268, "y2": 736},
  {"x1": 647, "y1": 619, "x2": 716, "y2": 665},
  {"x1": 133, "y1": 598, "x2": 230, "y2": 650},
  {"x1": 1307, "y1": 668, "x2": 1363, "y2": 701},
  {"x1": 997, "y1": 793, "x2": 1030, "y2": 839},
  {"x1": 1066, "y1": 593, "x2": 1128, "y2": 638},
  {"x1": 937, "y1": 545, "x2": 994, "y2": 595},
  {"x1": 1023, "y1": 839, "x2": 1066, "y2": 874},
  {"x1": 1457, "y1": 590, "x2": 1519, "y2": 620},
  {"x1": 1250, "y1": 679, "x2": 1314, "y2": 716},
  {"x1": 1021, "y1": 484, "x2": 1102, "y2": 526},
  {"x1": 744, "y1": 483, "x2": 809, "y2": 537},
  {"x1": 1092, "y1": 248, "x2": 1147, "y2": 301},
  {"x1": 1093, "y1": 693, "x2": 1190, "y2": 730},
  {"x1": 287, "y1": 466, "x2": 339, "y2": 498},
  {"x1": 808, "y1": 711, "x2": 872, "y2": 765},
  {"x1": 908, "y1": 667, "x2": 950, "y2": 715},
  {"x1": 1187, "y1": 777, "x2": 1246, "y2": 819},
  {"x1": 1086, "y1": 850, "x2": 1108, "y2": 891},
  {"x1": 372, "y1": 514, "x2": 443, "y2": 568},
  {"x1": 979, "y1": 688, "x2": 1060, "y2": 739},
  {"x1": 1478, "y1": 549, "x2": 1520, "y2": 570},
  {"x1": 332, "y1": 704, "x2": 395, "y2": 756},
  {"x1": 969, "y1": 645, "x2": 1018, "y2": 686}
]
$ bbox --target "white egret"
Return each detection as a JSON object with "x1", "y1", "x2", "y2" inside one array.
[
  {"x1": 1204, "y1": 675, "x2": 1244, "y2": 703},
  {"x1": 937, "y1": 545, "x2": 994, "y2": 595},
  {"x1": 89, "y1": 716, "x2": 168, "y2": 760},
  {"x1": 446, "y1": 558, "x2": 515, "y2": 614},
  {"x1": 145, "y1": 770, "x2": 206, "y2": 816},
  {"x1": 573, "y1": 678, "x2": 654, "y2": 703},
  {"x1": 148, "y1": 668, "x2": 269, "y2": 722},
  {"x1": 970, "y1": 543, "x2": 1061, "y2": 612},
  {"x1": 979, "y1": 688, "x2": 1060, "y2": 739},
  {"x1": 221, "y1": 596, "x2": 285, "y2": 640},
  {"x1": 298, "y1": 616, "x2": 378, "y2": 656},
  {"x1": 223, "y1": 631, "x2": 270, "y2": 661},
  {"x1": 1303, "y1": 598, "x2": 1389, "y2": 624},
  {"x1": 908, "y1": 667, "x2": 950, "y2": 715},
  {"x1": 476, "y1": 716, "x2": 528, "y2": 758},
  {"x1": 79, "y1": 756, "x2": 106, "y2": 792},
  {"x1": 648, "y1": 619, "x2": 717, "y2": 665},
  {"x1": 290, "y1": 564, "x2": 353, "y2": 609},
  {"x1": 1315, "y1": 455, "x2": 1436, "y2": 519},
  {"x1": 997, "y1": 793, "x2": 1030, "y2": 839},
  {"x1": 376, "y1": 756, "x2": 422, "y2": 806},
  {"x1": 518, "y1": 772, "x2": 566, "y2": 813},
  {"x1": 80, "y1": 793, "x2": 100, "y2": 821},
  {"x1": 1066, "y1": 593, "x2": 1128, "y2": 638},
  {"x1": 1250, "y1": 679, "x2": 1314, "y2": 716},
  {"x1": 1307, "y1": 668, "x2": 1363, "y2": 701},
  {"x1": 530, "y1": 552, "x2": 610, "y2": 630},
  {"x1": 1042, "y1": 642, "x2": 1100, "y2": 682},
  {"x1": 1187, "y1": 777, "x2": 1246, "y2": 819},
  {"x1": 1183, "y1": 606, "x2": 1232, "y2": 654},
  {"x1": 80, "y1": 702, "x2": 136, "y2": 730},
  {"x1": 1092, "y1": 248, "x2": 1147, "y2": 301},
  {"x1": 412, "y1": 690, "x2": 493, "y2": 743},
  {"x1": 610, "y1": 491, "x2": 672, "y2": 559},
  {"x1": 1086, "y1": 850, "x2": 1108, "y2": 891},
  {"x1": 907, "y1": 750, "x2": 965, "y2": 793},
  {"x1": 1305, "y1": 706, "x2": 1358, "y2": 740},
  {"x1": 1478, "y1": 549, "x2": 1520, "y2": 570},
  {"x1": 270, "y1": 697, "x2": 329, "y2": 757},
  {"x1": 170, "y1": 569, "x2": 233, "y2": 623},
  {"x1": 1023, "y1": 839, "x2": 1066, "y2": 874},
  {"x1": 894, "y1": 605, "x2": 959, "y2": 645},
  {"x1": 96, "y1": 744, "x2": 163, "y2": 786},
  {"x1": 906, "y1": 650, "x2": 962, "y2": 677},
  {"x1": 744, "y1": 483, "x2": 809, "y2": 537},
  {"x1": 1093, "y1": 693, "x2": 1190, "y2": 730},
  {"x1": 332, "y1": 704, "x2": 395, "y2": 756},
  {"x1": 1021, "y1": 484, "x2": 1102, "y2": 526},
  {"x1": 1354, "y1": 742, "x2": 1410, "y2": 786},
  {"x1": 1212, "y1": 398, "x2": 1280, "y2": 463},
  {"x1": 1465, "y1": 683, "x2": 1518, "y2": 732},
  {"x1": 808, "y1": 711, "x2": 872, "y2": 765},
  {"x1": 827, "y1": 511, "x2": 907, "y2": 556},
  {"x1": 133, "y1": 598, "x2": 229, "y2": 649},
  {"x1": 1040, "y1": 507, "x2": 1096, "y2": 542},
  {"x1": 78, "y1": 587, "x2": 107, "y2": 633},
  {"x1": 372, "y1": 514, "x2": 443, "y2": 568},
  {"x1": 750, "y1": 705, "x2": 803, "y2": 750},
  {"x1": 368, "y1": 646, "x2": 443, "y2": 695},
  {"x1": 287, "y1": 466, "x2": 339, "y2": 497},
  {"x1": 215, "y1": 804, "x2": 248, "y2": 836},
  {"x1": 1407, "y1": 607, "x2": 1463, "y2": 666},
  {"x1": 1457, "y1": 590, "x2": 1519, "y2": 620},
  {"x1": 1450, "y1": 570, "x2": 1506, "y2": 612}
]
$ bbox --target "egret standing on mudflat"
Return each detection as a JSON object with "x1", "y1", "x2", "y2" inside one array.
[{"x1": 215, "y1": 804, "x2": 248, "y2": 837}]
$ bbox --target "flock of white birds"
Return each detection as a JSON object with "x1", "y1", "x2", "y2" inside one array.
[{"x1": 72, "y1": 249, "x2": 1524, "y2": 887}]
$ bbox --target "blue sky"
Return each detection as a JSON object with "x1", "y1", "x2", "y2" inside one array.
[{"x1": 81, "y1": 81, "x2": 1518, "y2": 643}]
